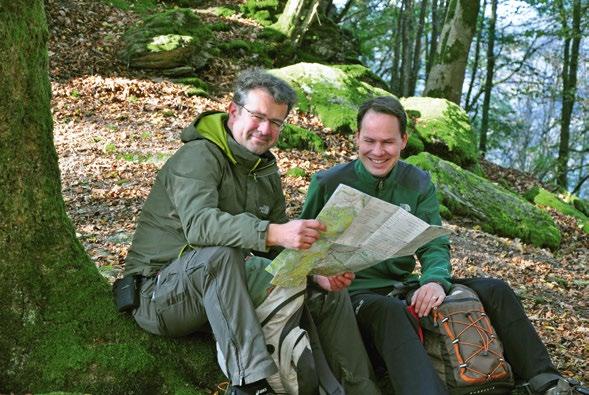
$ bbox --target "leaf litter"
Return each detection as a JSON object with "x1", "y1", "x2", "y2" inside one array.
[{"x1": 47, "y1": 0, "x2": 588, "y2": 383}]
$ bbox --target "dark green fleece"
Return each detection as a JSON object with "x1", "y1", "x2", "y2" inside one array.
[
  {"x1": 300, "y1": 159, "x2": 452, "y2": 293},
  {"x1": 125, "y1": 112, "x2": 289, "y2": 277}
]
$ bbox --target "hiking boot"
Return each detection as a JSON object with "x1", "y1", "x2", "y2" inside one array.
[{"x1": 545, "y1": 378, "x2": 589, "y2": 395}]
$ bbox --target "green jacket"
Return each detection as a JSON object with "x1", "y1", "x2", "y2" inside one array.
[
  {"x1": 300, "y1": 159, "x2": 452, "y2": 293},
  {"x1": 125, "y1": 111, "x2": 288, "y2": 277}
]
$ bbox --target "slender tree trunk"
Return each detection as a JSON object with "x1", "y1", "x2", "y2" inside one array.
[
  {"x1": 274, "y1": 0, "x2": 322, "y2": 45},
  {"x1": 390, "y1": 4, "x2": 403, "y2": 95},
  {"x1": 464, "y1": 0, "x2": 486, "y2": 112},
  {"x1": 479, "y1": 0, "x2": 497, "y2": 156},
  {"x1": 426, "y1": 0, "x2": 439, "y2": 79},
  {"x1": 423, "y1": 0, "x2": 480, "y2": 104},
  {"x1": 334, "y1": 0, "x2": 354, "y2": 22},
  {"x1": 557, "y1": 0, "x2": 581, "y2": 188},
  {"x1": 0, "y1": 1, "x2": 219, "y2": 391},
  {"x1": 401, "y1": 0, "x2": 415, "y2": 96},
  {"x1": 409, "y1": 0, "x2": 428, "y2": 96}
]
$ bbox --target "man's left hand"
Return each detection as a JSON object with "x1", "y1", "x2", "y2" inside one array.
[
  {"x1": 411, "y1": 282, "x2": 446, "y2": 317},
  {"x1": 313, "y1": 272, "x2": 355, "y2": 292}
]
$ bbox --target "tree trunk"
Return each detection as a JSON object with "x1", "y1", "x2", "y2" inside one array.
[
  {"x1": 390, "y1": 4, "x2": 403, "y2": 95},
  {"x1": 557, "y1": 0, "x2": 581, "y2": 189},
  {"x1": 401, "y1": 0, "x2": 415, "y2": 97},
  {"x1": 409, "y1": 0, "x2": 428, "y2": 96},
  {"x1": 0, "y1": 1, "x2": 219, "y2": 392},
  {"x1": 464, "y1": 0, "x2": 486, "y2": 112},
  {"x1": 422, "y1": 0, "x2": 480, "y2": 104},
  {"x1": 274, "y1": 0, "x2": 322, "y2": 45},
  {"x1": 478, "y1": 0, "x2": 497, "y2": 156}
]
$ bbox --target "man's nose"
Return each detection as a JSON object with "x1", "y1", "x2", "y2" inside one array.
[
  {"x1": 372, "y1": 143, "x2": 385, "y2": 155},
  {"x1": 257, "y1": 120, "x2": 273, "y2": 134}
]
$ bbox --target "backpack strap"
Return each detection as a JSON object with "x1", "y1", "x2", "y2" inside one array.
[
  {"x1": 301, "y1": 304, "x2": 345, "y2": 395},
  {"x1": 526, "y1": 372, "x2": 563, "y2": 393}
]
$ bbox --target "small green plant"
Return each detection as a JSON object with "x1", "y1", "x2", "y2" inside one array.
[
  {"x1": 140, "y1": 130, "x2": 152, "y2": 139},
  {"x1": 105, "y1": 124, "x2": 118, "y2": 132},
  {"x1": 128, "y1": 95, "x2": 139, "y2": 103},
  {"x1": 70, "y1": 89, "x2": 81, "y2": 98},
  {"x1": 103, "y1": 142, "x2": 117, "y2": 154},
  {"x1": 286, "y1": 167, "x2": 307, "y2": 178}
]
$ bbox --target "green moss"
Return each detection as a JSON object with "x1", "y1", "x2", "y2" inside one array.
[
  {"x1": 209, "y1": 22, "x2": 231, "y2": 32},
  {"x1": 120, "y1": 9, "x2": 212, "y2": 69},
  {"x1": 278, "y1": 124, "x2": 325, "y2": 151},
  {"x1": 525, "y1": 187, "x2": 589, "y2": 233},
  {"x1": 218, "y1": 39, "x2": 250, "y2": 52},
  {"x1": 401, "y1": 97, "x2": 478, "y2": 167},
  {"x1": 240, "y1": 0, "x2": 281, "y2": 25},
  {"x1": 270, "y1": 63, "x2": 393, "y2": 133},
  {"x1": 146, "y1": 34, "x2": 193, "y2": 52},
  {"x1": 106, "y1": 0, "x2": 158, "y2": 14},
  {"x1": 406, "y1": 152, "x2": 561, "y2": 249},
  {"x1": 210, "y1": 6, "x2": 238, "y2": 17},
  {"x1": 174, "y1": 76, "x2": 208, "y2": 90},
  {"x1": 286, "y1": 167, "x2": 307, "y2": 178}
]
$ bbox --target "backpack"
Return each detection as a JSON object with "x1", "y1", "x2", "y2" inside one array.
[
  {"x1": 216, "y1": 257, "x2": 343, "y2": 395},
  {"x1": 419, "y1": 284, "x2": 515, "y2": 395}
]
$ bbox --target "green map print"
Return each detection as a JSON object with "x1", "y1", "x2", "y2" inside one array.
[{"x1": 267, "y1": 206, "x2": 357, "y2": 287}]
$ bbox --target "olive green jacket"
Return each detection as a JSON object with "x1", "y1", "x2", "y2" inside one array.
[
  {"x1": 300, "y1": 159, "x2": 452, "y2": 293},
  {"x1": 125, "y1": 111, "x2": 288, "y2": 277}
]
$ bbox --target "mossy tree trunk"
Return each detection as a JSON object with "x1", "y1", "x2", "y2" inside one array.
[
  {"x1": 423, "y1": 0, "x2": 480, "y2": 104},
  {"x1": 274, "y1": 0, "x2": 322, "y2": 45},
  {"x1": 0, "y1": 2, "x2": 219, "y2": 393}
]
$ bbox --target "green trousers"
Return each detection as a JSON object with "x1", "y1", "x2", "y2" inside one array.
[{"x1": 133, "y1": 246, "x2": 380, "y2": 394}]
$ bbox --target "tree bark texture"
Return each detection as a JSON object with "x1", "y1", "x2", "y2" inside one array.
[
  {"x1": 0, "y1": 1, "x2": 219, "y2": 392},
  {"x1": 557, "y1": 0, "x2": 581, "y2": 188},
  {"x1": 275, "y1": 0, "x2": 321, "y2": 45},
  {"x1": 423, "y1": 0, "x2": 480, "y2": 104},
  {"x1": 464, "y1": 0, "x2": 486, "y2": 112},
  {"x1": 479, "y1": 0, "x2": 497, "y2": 155}
]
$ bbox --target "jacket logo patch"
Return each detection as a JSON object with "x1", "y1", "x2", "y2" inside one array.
[
  {"x1": 259, "y1": 205, "x2": 270, "y2": 215},
  {"x1": 400, "y1": 203, "x2": 411, "y2": 212}
]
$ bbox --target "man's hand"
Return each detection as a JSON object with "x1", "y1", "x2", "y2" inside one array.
[
  {"x1": 411, "y1": 282, "x2": 446, "y2": 317},
  {"x1": 266, "y1": 219, "x2": 326, "y2": 250},
  {"x1": 312, "y1": 272, "x2": 355, "y2": 292}
]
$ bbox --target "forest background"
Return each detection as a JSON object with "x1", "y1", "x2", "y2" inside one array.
[{"x1": 0, "y1": 0, "x2": 587, "y2": 393}]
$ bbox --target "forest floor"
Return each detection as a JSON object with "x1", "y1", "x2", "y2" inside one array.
[{"x1": 46, "y1": 0, "x2": 588, "y2": 385}]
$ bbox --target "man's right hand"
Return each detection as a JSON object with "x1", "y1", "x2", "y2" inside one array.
[{"x1": 266, "y1": 219, "x2": 326, "y2": 250}]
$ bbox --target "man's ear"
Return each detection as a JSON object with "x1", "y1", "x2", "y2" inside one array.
[
  {"x1": 401, "y1": 133, "x2": 408, "y2": 150},
  {"x1": 228, "y1": 101, "x2": 238, "y2": 117}
]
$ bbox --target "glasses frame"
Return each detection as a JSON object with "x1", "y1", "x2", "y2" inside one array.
[{"x1": 237, "y1": 103, "x2": 286, "y2": 132}]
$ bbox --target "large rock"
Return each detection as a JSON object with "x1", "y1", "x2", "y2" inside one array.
[
  {"x1": 524, "y1": 186, "x2": 589, "y2": 233},
  {"x1": 270, "y1": 63, "x2": 392, "y2": 133},
  {"x1": 119, "y1": 9, "x2": 212, "y2": 74},
  {"x1": 401, "y1": 97, "x2": 479, "y2": 169},
  {"x1": 406, "y1": 152, "x2": 561, "y2": 249}
]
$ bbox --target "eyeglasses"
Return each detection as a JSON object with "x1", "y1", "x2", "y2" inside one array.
[{"x1": 238, "y1": 104, "x2": 286, "y2": 132}]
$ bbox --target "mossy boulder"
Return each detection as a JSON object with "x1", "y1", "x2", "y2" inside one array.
[
  {"x1": 270, "y1": 63, "x2": 393, "y2": 133},
  {"x1": 406, "y1": 152, "x2": 561, "y2": 249},
  {"x1": 525, "y1": 186, "x2": 589, "y2": 233},
  {"x1": 297, "y1": 19, "x2": 361, "y2": 64},
  {"x1": 278, "y1": 124, "x2": 325, "y2": 151},
  {"x1": 401, "y1": 97, "x2": 479, "y2": 170},
  {"x1": 120, "y1": 9, "x2": 212, "y2": 74}
]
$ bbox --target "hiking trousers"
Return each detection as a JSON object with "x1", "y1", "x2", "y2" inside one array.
[
  {"x1": 351, "y1": 277, "x2": 560, "y2": 395},
  {"x1": 133, "y1": 246, "x2": 380, "y2": 394}
]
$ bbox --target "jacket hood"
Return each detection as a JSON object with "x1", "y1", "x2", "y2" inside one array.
[{"x1": 180, "y1": 111, "x2": 237, "y2": 165}]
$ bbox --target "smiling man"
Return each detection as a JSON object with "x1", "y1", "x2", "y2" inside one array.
[
  {"x1": 123, "y1": 69, "x2": 379, "y2": 395},
  {"x1": 300, "y1": 96, "x2": 581, "y2": 395}
]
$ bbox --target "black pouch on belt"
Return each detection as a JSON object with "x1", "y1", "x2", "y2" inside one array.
[{"x1": 113, "y1": 275, "x2": 140, "y2": 313}]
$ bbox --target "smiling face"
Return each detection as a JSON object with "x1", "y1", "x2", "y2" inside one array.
[
  {"x1": 356, "y1": 109, "x2": 408, "y2": 177},
  {"x1": 227, "y1": 88, "x2": 289, "y2": 155}
]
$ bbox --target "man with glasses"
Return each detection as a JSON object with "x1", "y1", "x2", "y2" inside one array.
[{"x1": 124, "y1": 68, "x2": 379, "y2": 395}]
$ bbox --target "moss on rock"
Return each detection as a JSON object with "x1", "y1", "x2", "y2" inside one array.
[
  {"x1": 406, "y1": 152, "x2": 561, "y2": 249},
  {"x1": 401, "y1": 97, "x2": 479, "y2": 169},
  {"x1": 270, "y1": 63, "x2": 393, "y2": 133},
  {"x1": 525, "y1": 187, "x2": 589, "y2": 233},
  {"x1": 120, "y1": 9, "x2": 212, "y2": 72}
]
